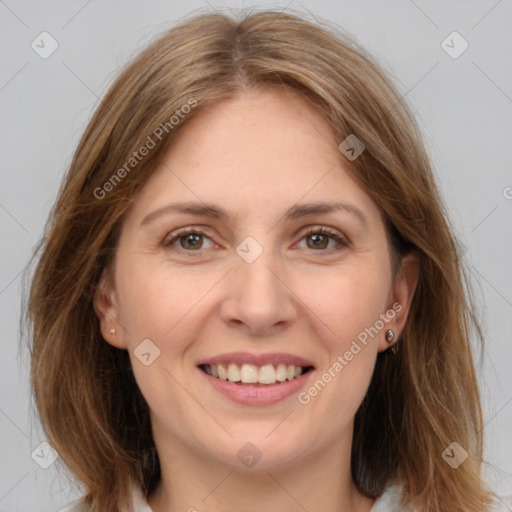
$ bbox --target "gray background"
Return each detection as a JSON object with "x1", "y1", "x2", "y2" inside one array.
[{"x1": 1, "y1": 0, "x2": 511, "y2": 510}]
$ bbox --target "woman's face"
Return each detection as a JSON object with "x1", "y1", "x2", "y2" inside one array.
[{"x1": 96, "y1": 88, "x2": 417, "y2": 471}]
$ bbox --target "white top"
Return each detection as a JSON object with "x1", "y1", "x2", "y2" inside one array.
[{"x1": 58, "y1": 482, "x2": 512, "y2": 512}]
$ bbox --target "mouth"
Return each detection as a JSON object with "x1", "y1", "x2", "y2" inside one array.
[
  {"x1": 196, "y1": 352, "x2": 316, "y2": 405},
  {"x1": 198, "y1": 362, "x2": 315, "y2": 386}
]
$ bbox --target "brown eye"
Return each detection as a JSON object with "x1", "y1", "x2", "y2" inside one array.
[
  {"x1": 307, "y1": 233, "x2": 330, "y2": 249},
  {"x1": 299, "y1": 227, "x2": 349, "y2": 253},
  {"x1": 163, "y1": 228, "x2": 214, "y2": 253},
  {"x1": 178, "y1": 233, "x2": 203, "y2": 250}
]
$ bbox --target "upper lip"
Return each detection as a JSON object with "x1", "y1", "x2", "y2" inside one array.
[{"x1": 197, "y1": 352, "x2": 315, "y2": 368}]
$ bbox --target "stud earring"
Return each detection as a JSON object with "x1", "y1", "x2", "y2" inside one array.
[
  {"x1": 385, "y1": 329, "x2": 398, "y2": 354},
  {"x1": 109, "y1": 328, "x2": 116, "y2": 335}
]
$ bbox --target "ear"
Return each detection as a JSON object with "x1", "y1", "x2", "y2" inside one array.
[
  {"x1": 378, "y1": 251, "x2": 420, "y2": 352},
  {"x1": 93, "y1": 269, "x2": 127, "y2": 350}
]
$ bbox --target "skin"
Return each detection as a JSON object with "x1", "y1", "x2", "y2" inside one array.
[{"x1": 94, "y1": 87, "x2": 419, "y2": 512}]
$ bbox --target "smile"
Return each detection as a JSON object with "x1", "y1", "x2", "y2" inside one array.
[
  {"x1": 199, "y1": 363, "x2": 314, "y2": 386},
  {"x1": 196, "y1": 352, "x2": 316, "y2": 405}
]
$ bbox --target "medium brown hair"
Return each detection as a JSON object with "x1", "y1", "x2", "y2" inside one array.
[{"x1": 25, "y1": 8, "x2": 496, "y2": 511}]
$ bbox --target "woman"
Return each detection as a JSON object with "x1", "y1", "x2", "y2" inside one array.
[{"x1": 25, "y1": 9, "x2": 511, "y2": 512}]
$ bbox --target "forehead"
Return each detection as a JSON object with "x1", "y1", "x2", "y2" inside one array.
[{"x1": 125, "y1": 88, "x2": 383, "y2": 229}]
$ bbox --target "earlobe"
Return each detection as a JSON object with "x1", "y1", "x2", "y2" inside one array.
[{"x1": 93, "y1": 271, "x2": 127, "y2": 349}]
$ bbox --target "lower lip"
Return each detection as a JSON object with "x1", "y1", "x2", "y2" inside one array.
[{"x1": 199, "y1": 368, "x2": 314, "y2": 405}]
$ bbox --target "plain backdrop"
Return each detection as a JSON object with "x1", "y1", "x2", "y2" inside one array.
[{"x1": 1, "y1": 1, "x2": 511, "y2": 510}]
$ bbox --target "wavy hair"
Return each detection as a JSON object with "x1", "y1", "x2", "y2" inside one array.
[{"x1": 24, "y1": 9, "x2": 495, "y2": 512}]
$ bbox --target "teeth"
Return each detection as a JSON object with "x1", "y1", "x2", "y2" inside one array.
[
  {"x1": 227, "y1": 363, "x2": 241, "y2": 382},
  {"x1": 276, "y1": 363, "x2": 287, "y2": 382},
  {"x1": 258, "y1": 364, "x2": 276, "y2": 384},
  {"x1": 202, "y1": 362, "x2": 307, "y2": 384},
  {"x1": 218, "y1": 363, "x2": 227, "y2": 380},
  {"x1": 240, "y1": 364, "x2": 259, "y2": 383}
]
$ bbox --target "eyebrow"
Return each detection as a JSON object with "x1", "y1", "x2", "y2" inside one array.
[{"x1": 140, "y1": 200, "x2": 368, "y2": 228}]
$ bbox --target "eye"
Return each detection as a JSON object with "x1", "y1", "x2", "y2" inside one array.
[
  {"x1": 162, "y1": 226, "x2": 349, "y2": 256},
  {"x1": 162, "y1": 227, "x2": 215, "y2": 254},
  {"x1": 297, "y1": 226, "x2": 349, "y2": 253}
]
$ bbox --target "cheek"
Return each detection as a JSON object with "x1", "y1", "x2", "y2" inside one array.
[
  {"x1": 301, "y1": 262, "x2": 390, "y2": 411},
  {"x1": 118, "y1": 267, "x2": 201, "y2": 421},
  {"x1": 298, "y1": 262, "x2": 390, "y2": 348},
  {"x1": 296, "y1": 270, "x2": 386, "y2": 425},
  {"x1": 115, "y1": 257, "x2": 203, "y2": 343}
]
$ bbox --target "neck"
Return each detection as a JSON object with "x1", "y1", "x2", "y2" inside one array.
[{"x1": 147, "y1": 423, "x2": 375, "y2": 512}]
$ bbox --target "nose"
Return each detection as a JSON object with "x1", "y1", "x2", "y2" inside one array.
[{"x1": 219, "y1": 241, "x2": 298, "y2": 337}]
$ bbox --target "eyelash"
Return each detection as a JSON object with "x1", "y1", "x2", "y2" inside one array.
[{"x1": 162, "y1": 226, "x2": 349, "y2": 256}]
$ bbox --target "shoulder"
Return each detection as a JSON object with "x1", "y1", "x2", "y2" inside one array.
[{"x1": 371, "y1": 483, "x2": 512, "y2": 512}]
